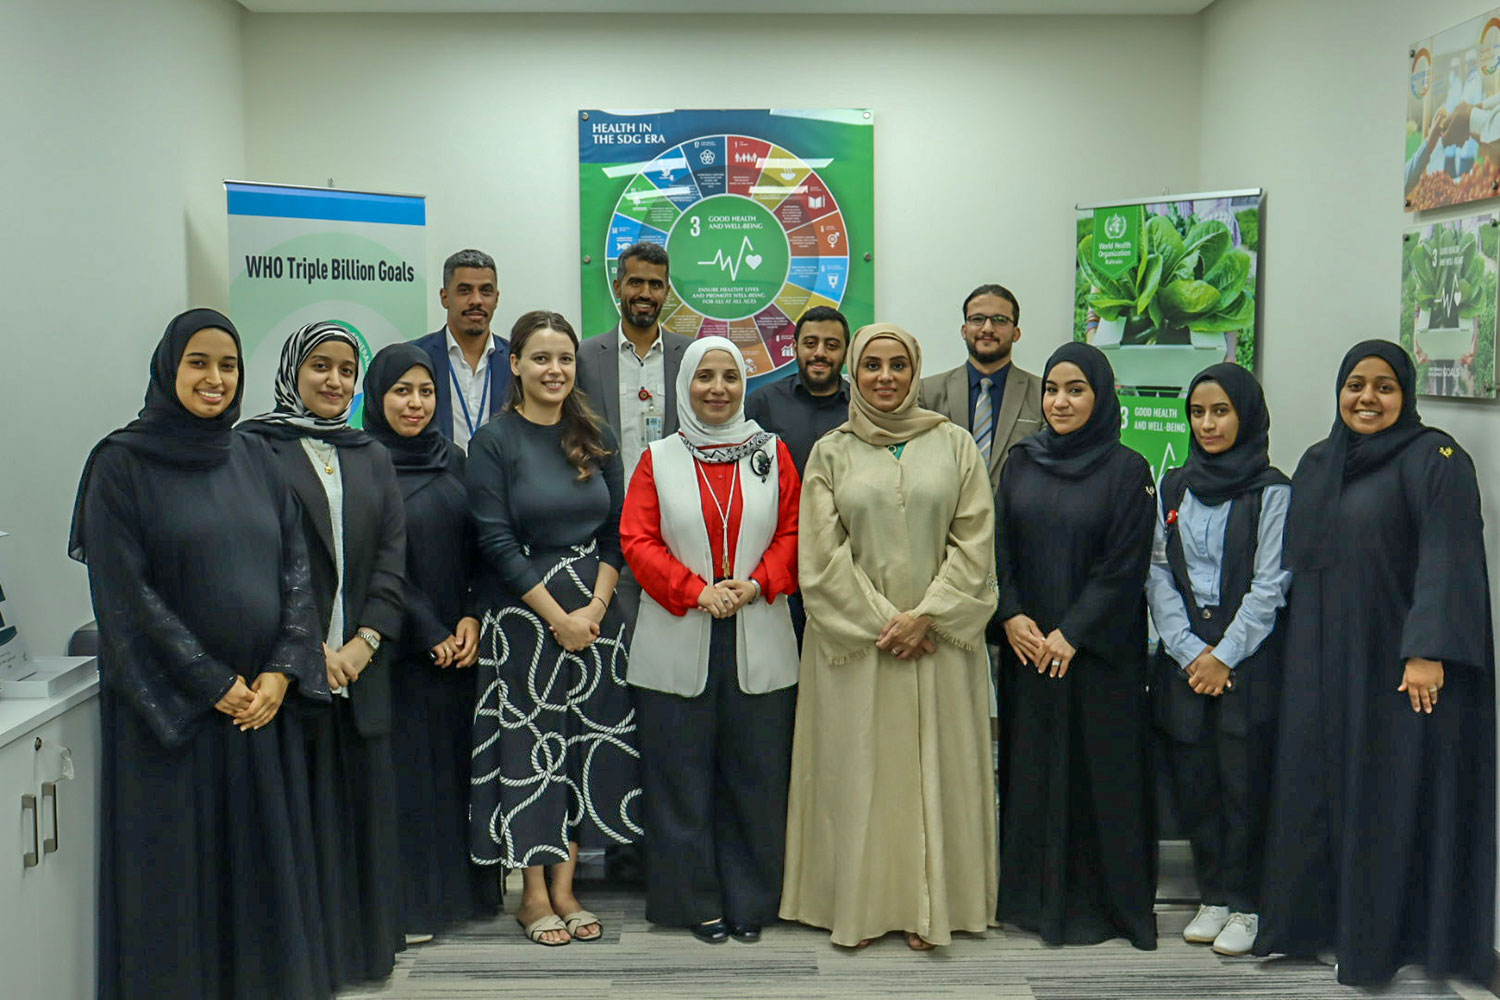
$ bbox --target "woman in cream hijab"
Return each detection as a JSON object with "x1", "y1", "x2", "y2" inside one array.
[{"x1": 780, "y1": 324, "x2": 998, "y2": 950}]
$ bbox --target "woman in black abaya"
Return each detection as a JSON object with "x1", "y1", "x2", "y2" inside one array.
[
  {"x1": 1255, "y1": 341, "x2": 1496, "y2": 986},
  {"x1": 993, "y1": 341, "x2": 1158, "y2": 950},
  {"x1": 72, "y1": 309, "x2": 329, "y2": 999},
  {"x1": 241, "y1": 322, "x2": 407, "y2": 986},
  {"x1": 361, "y1": 344, "x2": 500, "y2": 939}
]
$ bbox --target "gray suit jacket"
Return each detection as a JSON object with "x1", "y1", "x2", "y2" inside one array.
[
  {"x1": 919, "y1": 361, "x2": 1043, "y2": 492},
  {"x1": 575, "y1": 324, "x2": 694, "y2": 442}
]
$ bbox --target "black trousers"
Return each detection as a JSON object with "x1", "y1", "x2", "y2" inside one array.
[
  {"x1": 1164, "y1": 698, "x2": 1271, "y2": 913},
  {"x1": 635, "y1": 617, "x2": 796, "y2": 927}
]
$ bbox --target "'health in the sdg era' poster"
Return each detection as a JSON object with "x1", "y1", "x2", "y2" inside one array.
[
  {"x1": 1073, "y1": 191, "x2": 1263, "y2": 482},
  {"x1": 578, "y1": 109, "x2": 874, "y2": 381}
]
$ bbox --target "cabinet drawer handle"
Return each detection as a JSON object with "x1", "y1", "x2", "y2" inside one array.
[
  {"x1": 41, "y1": 781, "x2": 58, "y2": 855},
  {"x1": 21, "y1": 793, "x2": 38, "y2": 868}
]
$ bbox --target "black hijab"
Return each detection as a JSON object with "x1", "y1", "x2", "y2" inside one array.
[
  {"x1": 1179, "y1": 363, "x2": 1289, "y2": 505},
  {"x1": 1012, "y1": 342, "x2": 1122, "y2": 479},
  {"x1": 361, "y1": 343, "x2": 460, "y2": 497},
  {"x1": 70, "y1": 309, "x2": 244, "y2": 561},
  {"x1": 1283, "y1": 339, "x2": 1440, "y2": 571}
]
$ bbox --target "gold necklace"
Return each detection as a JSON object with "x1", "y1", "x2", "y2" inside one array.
[{"x1": 309, "y1": 439, "x2": 336, "y2": 475}]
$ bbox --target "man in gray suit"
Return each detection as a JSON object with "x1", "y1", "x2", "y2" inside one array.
[
  {"x1": 575, "y1": 241, "x2": 694, "y2": 482},
  {"x1": 919, "y1": 283, "x2": 1043, "y2": 493}
]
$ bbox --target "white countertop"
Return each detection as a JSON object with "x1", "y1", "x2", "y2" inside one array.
[{"x1": 0, "y1": 673, "x2": 101, "y2": 749}]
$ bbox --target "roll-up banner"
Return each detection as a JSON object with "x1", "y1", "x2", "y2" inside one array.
[{"x1": 226, "y1": 181, "x2": 427, "y2": 423}]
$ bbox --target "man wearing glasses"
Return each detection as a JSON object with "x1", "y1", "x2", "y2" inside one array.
[{"x1": 920, "y1": 283, "x2": 1043, "y2": 492}]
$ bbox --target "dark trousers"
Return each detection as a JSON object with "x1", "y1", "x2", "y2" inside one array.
[
  {"x1": 635, "y1": 617, "x2": 796, "y2": 927},
  {"x1": 1164, "y1": 699, "x2": 1271, "y2": 913}
]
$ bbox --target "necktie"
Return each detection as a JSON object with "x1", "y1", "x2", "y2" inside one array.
[{"x1": 974, "y1": 377, "x2": 994, "y2": 463}]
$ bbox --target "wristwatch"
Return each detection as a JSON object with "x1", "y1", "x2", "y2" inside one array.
[{"x1": 356, "y1": 628, "x2": 382, "y2": 654}]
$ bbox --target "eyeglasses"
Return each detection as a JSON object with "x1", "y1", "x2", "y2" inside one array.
[{"x1": 966, "y1": 314, "x2": 1016, "y2": 329}]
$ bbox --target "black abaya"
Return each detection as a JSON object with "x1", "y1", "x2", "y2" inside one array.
[
  {"x1": 84, "y1": 439, "x2": 329, "y2": 1000},
  {"x1": 1256, "y1": 435, "x2": 1496, "y2": 985},
  {"x1": 389, "y1": 458, "x2": 502, "y2": 931},
  {"x1": 994, "y1": 443, "x2": 1158, "y2": 950}
]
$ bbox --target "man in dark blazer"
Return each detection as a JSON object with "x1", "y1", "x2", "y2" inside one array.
[
  {"x1": 409, "y1": 248, "x2": 511, "y2": 452},
  {"x1": 575, "y1": 241, "x2": 693, "y2": 482},
  {"x1": 919, "y1": 283, "x2": 1043, "y2": 493}
]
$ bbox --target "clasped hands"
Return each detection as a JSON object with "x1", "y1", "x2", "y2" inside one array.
[
  {"x1": 549, "y1": 597, "x2": 608, "y2": 652},
  {"x1": 1002, "y1": 614, "x2": 1076, "y2": 678},
  {"x1": 877, "y1": 612, "x2": 936, "y2": 661},
  {"x1": 431, "y1": 616, "x2": 481, "y2": 668},
  {"x1": 696, "y1": 579, "x2": 757, "y2": 619},
  {"x1": 213, "y1": 671, "x2": 289, "y2": 732}
]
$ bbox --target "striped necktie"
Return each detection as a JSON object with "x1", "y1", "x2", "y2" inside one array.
[{"x1": 974, "y1": 377, "x2": 994, "y2": 463}]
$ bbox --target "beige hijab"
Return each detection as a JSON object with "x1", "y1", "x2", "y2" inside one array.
[{"x1": 837, "y1": 323, "x2": 949, "y2": 446}]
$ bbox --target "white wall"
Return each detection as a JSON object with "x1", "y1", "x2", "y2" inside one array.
[
  {"x1": 0, "y1": 0, "x2": 246, "y2": 655},
  {"x1": 240, "y1": 11, "x2": 1204, "y2": 375},
  {"x1": 1198, "y1": 0, "x2": 1500, "y2": 953}
]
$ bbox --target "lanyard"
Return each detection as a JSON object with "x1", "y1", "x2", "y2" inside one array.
[
  {"x1": 449, "y1": 361, "x2": 490, "y2": 439},
  {"x1": 696, "y1": 460, "x2": 739, "y2": 578}
]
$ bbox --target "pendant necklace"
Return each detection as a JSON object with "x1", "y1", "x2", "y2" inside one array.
[
  {"x1": 696, "y1": 460, "x2": 738, "y2": 577},
  {"x1": 309, "y1": 439, "x2": 336, "y2": 475}
]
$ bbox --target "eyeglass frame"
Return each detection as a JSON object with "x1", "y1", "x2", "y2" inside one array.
[{"x1": 965, "y1": 313, "x2": 1017, "y2": 330}]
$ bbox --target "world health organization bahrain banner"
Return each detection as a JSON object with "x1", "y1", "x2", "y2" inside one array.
[
  {"x1": 226, "y1": 182, "x2": 428, "y2": 424},
  {"x1": 578, "y1": 109, "x2": 874, "y2": 382}
]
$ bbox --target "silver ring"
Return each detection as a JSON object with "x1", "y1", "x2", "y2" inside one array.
[
  {"x1": 1428, "y1": 687, "x2": 1439, "y2": 695},
  {"x1": 1051, "y1": 659, "x2": 1061, "y2": 668}
]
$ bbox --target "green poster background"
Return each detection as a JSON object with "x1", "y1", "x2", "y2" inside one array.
[
  {"x1": 579, "y1": 109, "x2": 874, "y2": 382},
  {"x1": 1073, "y1": 191, "x2": 1263, "y2": 477},
  {"x1": 1398, "y1": 213, "x2": 1499, "y2": 398}
]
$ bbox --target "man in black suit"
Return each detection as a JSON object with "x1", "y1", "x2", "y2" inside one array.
[
  {"x1": 575, "y1": 242, "x2": 694, "y2": 483},
  {"x1": 409, "y1": 249, "x2": 511, "y2": 451}
]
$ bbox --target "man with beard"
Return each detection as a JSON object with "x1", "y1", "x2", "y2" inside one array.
[
  {"x1": 744, "y1": 306, "x2": 850, "y2": 476},
  {"x1": 410, "y1": 248, "x2": 511, "y2": 451},
  {"x1": 920, "y1": 283, "x2": 1042, "y2": 492},
  {"x1": 577, "y1": 242, "x2": 693, "y2": 479}
]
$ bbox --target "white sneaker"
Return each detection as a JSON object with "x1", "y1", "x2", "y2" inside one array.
[
  {"x1": 1211, "y1": 912, "x2": 1258, "y2": 956},
  {"x1": 1182, "y1": 904, "x2": 1231, "y2": 943},
  {"x1": 404, "y1": 932, "x2": 435, "y2": 945}
]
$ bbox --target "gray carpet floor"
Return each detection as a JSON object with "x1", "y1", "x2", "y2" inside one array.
[{"x1": 340, "y1": 886, "x2": 1494, "y2": 1000}]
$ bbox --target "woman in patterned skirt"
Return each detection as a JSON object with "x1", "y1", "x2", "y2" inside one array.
[{"x1": 467, "y1": 310, "x2": 643, "y2": 946}]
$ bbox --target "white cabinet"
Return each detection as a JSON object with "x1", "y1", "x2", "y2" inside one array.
[{"x1": 0, "y1": 685, "x2": 101, "y2": 1000}]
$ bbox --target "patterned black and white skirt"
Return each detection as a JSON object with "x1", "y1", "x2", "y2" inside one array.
[{"x1": 469, "y1": 540, "x2": 643, "y2": 868}]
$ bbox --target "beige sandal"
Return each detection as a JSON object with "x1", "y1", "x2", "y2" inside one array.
[
  {"x1": 562, "y1": 909, "x2": 602, "y2": 940},
  {"x1": 518, "y1": 912, "x2": 571, "y2": 946}
]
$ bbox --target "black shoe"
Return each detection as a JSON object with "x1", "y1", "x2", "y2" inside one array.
[
  {"x1": 691, "y1": 919, "x2": 730, "y2": 944},
  {"x1": 727, "y1": 922, "x2": 761, "y2": 943}
]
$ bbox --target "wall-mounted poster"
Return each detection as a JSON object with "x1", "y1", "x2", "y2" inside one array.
[
  {"x1": 1406, "y1": 11, "x2": 1500, "y2": 212},
  {"x1": 1399, "y1": 213, "x2": 1499, "y2": 398},
  {"x1": 226, "y1": 181, "x2": 428, "y2": 424},
  {"x1": 1073, "y1": 189, "x2": 1262, "y2": 481},
  {"x1": 578, "y1": 109, "x2": 873, "y2": 382}
]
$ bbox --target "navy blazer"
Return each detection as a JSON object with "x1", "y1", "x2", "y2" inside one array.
[{"x1": 409, "y1": 328, "x2": 512, "y2": 442}]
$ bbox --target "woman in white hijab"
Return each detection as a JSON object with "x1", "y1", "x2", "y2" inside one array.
[{"x1": 621, "y1": 336, "x2": 803, "y2": 945}]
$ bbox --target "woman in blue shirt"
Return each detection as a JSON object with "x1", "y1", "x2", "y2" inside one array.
[{"x1": 1144, "y1": 363, "x2": 1290, "y2": 957}]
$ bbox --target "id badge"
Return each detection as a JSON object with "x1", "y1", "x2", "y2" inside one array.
[{"x1": 642, "y1": 406, "x2": 663, "y2": 442}]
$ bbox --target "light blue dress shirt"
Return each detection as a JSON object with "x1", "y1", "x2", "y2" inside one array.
[{"x1": 1145, "y1": 482, "x2": 1292, "y2": 670}]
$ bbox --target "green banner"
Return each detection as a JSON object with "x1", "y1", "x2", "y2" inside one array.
[
  {"x1": 578, "y1": 109, "x2": 874, "y2": 383},
  {"x1": 1091, "y1": 206, "x2": 1141, "y2": 280},
  {"x1": 1120, "y1": 395, "x2": 1190, "y2": 484}
]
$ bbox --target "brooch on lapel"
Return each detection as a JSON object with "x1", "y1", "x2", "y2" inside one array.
[
  {"x1": 1439, "y1": 446, "x2": 1454, "y2": 458},
  {"x1": 751, "y1": 448, "x2": 772, "y2": 481}
]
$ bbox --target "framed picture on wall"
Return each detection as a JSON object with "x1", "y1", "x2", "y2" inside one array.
[
  {"x1": 1399, "y1": 212, "x2": 1499, "y2": 398},
  {"x1": 1406, "y1": 10, "x2": 1500, "y2": 212}
]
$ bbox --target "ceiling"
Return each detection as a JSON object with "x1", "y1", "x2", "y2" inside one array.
[{"x1": 236, "y1": 1, "x2": 1214, "y2": 15}]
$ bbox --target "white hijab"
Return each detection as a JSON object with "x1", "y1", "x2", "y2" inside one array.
[{"x1": 674, "y1": 337, "x2": 773, "y2": 459}]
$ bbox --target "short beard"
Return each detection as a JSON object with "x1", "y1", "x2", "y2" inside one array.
[
  {"x1": 967, "y1": 341, "x2": 1010, "y2": 367},
  {"x1": 798, "y1": 361, "x2": 841, "y2": 393},
  {"x1": 623, "y1": 308, "x2": 658, "y2": 330}
]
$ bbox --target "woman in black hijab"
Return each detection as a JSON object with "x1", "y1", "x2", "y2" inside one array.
[
  {"x1": 1255, "y1": 341, "x2": 1496, "y2": 986},
  {"x1": 992, "y1": 341, "x2": 1158, "y2": 950},
  {"x1": 241, "y1": 322, "x2": 407, "y2": 987},
  {"x1": 1144, "y1": 364, "x2": 1291, "y2": 957},
  {"x1": 72, "y1": 309, "x2": 330, "y2": 999},
  {"x1": 361, "y1": 344, "x2": 498, "y2": 941}
]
